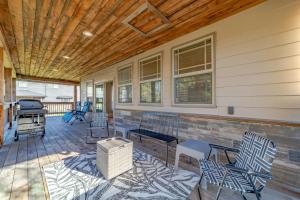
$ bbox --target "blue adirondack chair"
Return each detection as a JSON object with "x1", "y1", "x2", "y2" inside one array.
[
  {"x1": 63, "y1": 101, "x2": 81, "y2": 123},
  {"x1": 70, "y1": 101, "x2": 91, "y2": 125}
]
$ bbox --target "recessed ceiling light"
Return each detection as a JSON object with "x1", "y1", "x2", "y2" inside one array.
[
  {"x1": 82, "y1": 31, "x2": 93, "y2": 37},
  {"x1": 62, "y1": 55, "x2": 70, "y2": 59}
]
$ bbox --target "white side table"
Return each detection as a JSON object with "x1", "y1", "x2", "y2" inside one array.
[
  {"x1": 114, "y1": 123, "x2": 139, "y2": 138},
  {"x1": 175, "y1": 139, "x2": 218, "y2": 189}
]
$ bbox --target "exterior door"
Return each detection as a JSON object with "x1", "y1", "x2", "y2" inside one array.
[{"x1": 95, "y1": 84, "x2": 104, "y2": 112}]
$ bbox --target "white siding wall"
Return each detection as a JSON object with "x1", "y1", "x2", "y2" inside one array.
[{"x1": 81, "y1": 0, "x2": 300, "y2": 123}]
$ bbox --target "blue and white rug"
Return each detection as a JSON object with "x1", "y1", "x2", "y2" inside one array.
[{"x1": 43, "y1": 149, "x2": 200, "y2": 200}]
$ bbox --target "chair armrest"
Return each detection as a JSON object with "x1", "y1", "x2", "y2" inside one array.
[
  {"x1": 224, "y1": 164, "x2": 272, "y2": 180},
  {"x1": 248, "y1": 171, "x2": 272, "y2": 180},
  {"x1": 209, "y1": 144, "x2": 240, "y2": 153},
  {"x1": 224, "y1": 164, "x2": 248, "y2": 173},
  {"x1": 209, "y1": 144, "x2": 239, "y2": 164}
]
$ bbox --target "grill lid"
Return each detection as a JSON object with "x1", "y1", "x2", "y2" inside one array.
[{"x1": 18, "y1": 99, "x2": 44, "y2": 110}]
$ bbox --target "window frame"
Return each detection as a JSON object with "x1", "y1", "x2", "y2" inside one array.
[
  {"x1": 138, "y1": 52, "x2": 163, "y2": 105},
  {"x1": 94, "y1": 82, "x2": 105, "y2": 113},
  {"x1": 117, "y1": 64, "x2": 133, "y2": 104},
  {"x1": 171, "y1": 33, "x2": 216, "y2": 107}
]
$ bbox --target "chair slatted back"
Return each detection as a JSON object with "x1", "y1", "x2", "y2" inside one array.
[
  {"x1": 82, "y1": 102, "x2": 90, "y2": 113},
  {"x1": 90, "y1": 112, "x2": 108, "y2": 128},
  {"x1": 75, "y1": 101, "x2": 81, "y2": 112},
  {"x1": 235, "y1": 131, "x2": 277, "y2": 186},
  {"x1": 140, "y1": 112, "x2": 179, "y2": 138}
]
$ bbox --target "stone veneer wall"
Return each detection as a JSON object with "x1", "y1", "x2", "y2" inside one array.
[{"x1": 115, "y1": 109, "x2": 300, "y2": 193}]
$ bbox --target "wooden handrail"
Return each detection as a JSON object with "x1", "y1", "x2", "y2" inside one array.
[{"x1": 43, "y1": 102, "x2": 74, "y2": 116}]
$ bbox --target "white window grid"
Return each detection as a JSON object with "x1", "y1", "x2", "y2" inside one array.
[
  {"x1": 173, "y1": 35, "x2": 213, "y2": 79},
  {"x1": 139, "y1": 53, "x2": 162, "y2": 104},
  {"x1": 117, "y1": 64, "x2": 133, "y2": 104},
  {"x1": 118, "y1": 65, "x2": 132, "y2": 86},
  {"x1": 172, "y1": 34, "x2": 215, "y2": 106},
  {"x1": 139, "y1": 54, "x2": 161, "y2": 83}
]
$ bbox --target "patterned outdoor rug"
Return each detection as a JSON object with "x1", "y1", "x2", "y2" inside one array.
[{"x1": 43, "y1": 149, "x2": 200, "y2": 200}]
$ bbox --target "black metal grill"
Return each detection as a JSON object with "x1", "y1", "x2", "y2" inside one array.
[{"x1": 15, "y1": 99, "x2": 48, "y2": 141}]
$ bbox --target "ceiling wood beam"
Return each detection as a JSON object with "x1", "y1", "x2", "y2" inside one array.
[{"x1": 16, "y1": 74, "x2": 79, "y2": 85}]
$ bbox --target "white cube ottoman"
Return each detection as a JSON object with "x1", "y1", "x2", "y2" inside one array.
[{"x1": 96, "y1": 137, "x2": 133, "y2": 179}]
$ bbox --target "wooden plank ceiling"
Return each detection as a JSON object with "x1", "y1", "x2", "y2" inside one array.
[{"x1": 0, "y1": 0, "x2": 264, "y2": 82}]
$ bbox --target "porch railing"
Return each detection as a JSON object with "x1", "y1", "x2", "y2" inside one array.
[{"x1": 43, "y1": 102, "x2": 73, "y2": 116}]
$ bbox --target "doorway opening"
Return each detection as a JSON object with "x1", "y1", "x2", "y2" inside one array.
[{"x1": 94, "y1": 81, "x2": 114, "y2": 118}]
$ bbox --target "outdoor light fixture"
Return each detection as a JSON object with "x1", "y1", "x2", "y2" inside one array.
[
  {"x1": 82, "y1": 31, "x2": 93, "y2": 37},
  {"x1": 62, "y1": 55, "x2": 70, "y2": 59}
]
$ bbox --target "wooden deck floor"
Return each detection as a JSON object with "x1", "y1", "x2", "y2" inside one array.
[{"x1": 0, "y1": 117, "x2": 299, "y2": 200}]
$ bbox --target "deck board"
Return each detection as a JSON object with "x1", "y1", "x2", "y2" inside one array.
[
  {"x1": 27, "y1": 136, "x2": 46, "y2": 200},
  {"x1": 0, "y1": 117, "x2": 299, "y2": 200},
  {"x1": 34, "y1": 136, "x2": 50, "y2": 200},
  {"x1": 0, "y1": 137, "x2": 20, "y2": 200},
  {"x1": 10, "y1": 137, "x2": 28, "y2": 200}
]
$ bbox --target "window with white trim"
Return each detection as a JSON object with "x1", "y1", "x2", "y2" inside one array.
[
  {"x1": 118, "y1": 65, "x2": 132, "y2": 103},
  {"x1": 139, "y1": 54, "x2": 162, "y2": 104},
  {"x1": 173, "y1": 34, "x2": 214, "y2": 105}
]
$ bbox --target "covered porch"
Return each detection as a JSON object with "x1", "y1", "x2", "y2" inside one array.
[
  {"x1": 0, "y1": 0, "x2": 299, "y2": 199},
  {"x1": 0, "y1": 117, "x2": 298, "y2": 200}
]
